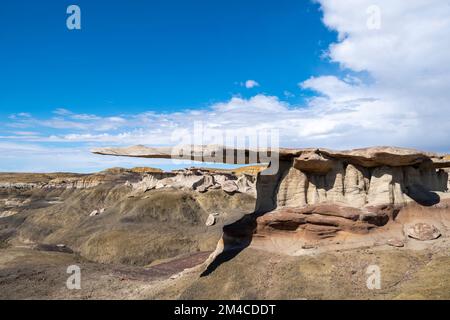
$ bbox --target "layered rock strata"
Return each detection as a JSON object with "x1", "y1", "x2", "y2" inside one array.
[
  {"x1": 93, "y1": 145, "x2": 450, "y2": 252},
  {"x1": 129, "y1": 171, "x2": 256, "y2": 196},
  {"x1": 0, "y1": 168, "x2": 257, "y2": 197},
  {"x1": 93, "y1": 145, "x2": 450, "y2": 210}
]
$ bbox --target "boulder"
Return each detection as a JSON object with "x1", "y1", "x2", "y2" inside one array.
[
  {"x1": 386, "y1": 239, "x2": 405, "y2": 247},
  {"x1": 407, "y1": 223, "x2": 441, "y2": 241},
  {"x1": 205, "y1": 214, "x2": 216, "y2": 226},
  {"x1": 236, "y1": 174, "x2": 256, "y2": 195},
  {"x1": 195, "y1": 175, "x2": 214, "y2": 193},
  {"x1": 89, "y1": 210, "x2": 99, "y2": 217},
  {"x1": 222, "y1": 180, "x2": 238, "y2": 194},
  {"x1": 196, "y1": 185, "x2": 208, "y2": 193}
]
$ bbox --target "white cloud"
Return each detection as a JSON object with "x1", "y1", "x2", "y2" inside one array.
[
  {"x1": 301, "y1": 75, "x2": 368, "y2": 101},
  {"x1": 6, "y1": 110, "x2": 130, "y2": 132},
  {"x1": 8, "y1": 112, "x2": 31, "y2": 120},
  {"x1": 301, "y1": 0, "x2": 450, "y2": 151},
  {"x1": 1, "y1": 0, "x2": 449, "y2": 172},
  {"x1": 11, "y1": 131, "x2": 40, "y2": 136},
  {"x1": 244, "y1": 80, "x2": 260, "y2": 89}
]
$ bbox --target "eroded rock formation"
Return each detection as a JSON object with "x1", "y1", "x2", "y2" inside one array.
[
  {"x1": 93, "y1": 145, "x2": 450, "y2": 255},
  {"x1": 129, "y1": 169, "x2": 256, "y2": 196},
  {"x1": 93, "y1": 145, "x2": 450, "y2": 209},
  {"x1": 0, "y1": 167, "x2": 257, "y2": 197}
]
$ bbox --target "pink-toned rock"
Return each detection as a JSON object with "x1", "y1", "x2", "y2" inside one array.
[
  {"x1": 407, "y1": 223, "x2": 441, "y2": 241},
  {"x1": 256, "y1": 203, "x2": 395, "y2": 240},
  {"x1": 387, "y1": 239, "x2": 405, "y2": 247},
  {"x1": 293, "y1": 151, "x2": 335, "y2": 174}
]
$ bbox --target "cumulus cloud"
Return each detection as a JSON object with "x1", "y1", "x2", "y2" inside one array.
[
  {"x1": 303, "y1": 0, "x2": 450, "y2": 151},
  {"x1": 1, "y1": 93, "x2": 403, "y2": 149}
]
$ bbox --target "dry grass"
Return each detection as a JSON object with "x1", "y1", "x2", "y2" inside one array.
[
  {"x1": 177, "y1": 247, "x2": 450, "y2": 300},
  {"x1": 0, "y1": 172, "x2": 86, "y2": 183}
]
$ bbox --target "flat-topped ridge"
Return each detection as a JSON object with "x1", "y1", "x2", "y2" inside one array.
[{"x1": 92, "y1": 145, "x2": 450, "y2": 168}]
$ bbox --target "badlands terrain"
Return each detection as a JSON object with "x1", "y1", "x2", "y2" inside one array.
[{"x1": 0, "y1": 145, "x2": 449, "y2": 299}]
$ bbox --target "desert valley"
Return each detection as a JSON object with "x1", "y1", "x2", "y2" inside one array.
[{"x1": 1, "y1": 145, "x2": 449, "y2": 299}]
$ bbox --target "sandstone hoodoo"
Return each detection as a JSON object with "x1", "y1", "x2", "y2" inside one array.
[{"x1": 93, "y1": 145, "x2": 450, "y2": 258}]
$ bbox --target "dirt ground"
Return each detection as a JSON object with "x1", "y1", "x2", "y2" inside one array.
[
  {"x1": 0, "y1": 247, "x2": 212, "y2": 299},
  {"x1": 1, "y1": 171, "x2": 449, "y2": 300},
  {"x1": 1, "y1": 242, "x2": 448, "y2": 300}
]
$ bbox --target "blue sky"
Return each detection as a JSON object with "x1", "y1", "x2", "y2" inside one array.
[
  {"x1": 0, "y1": 0, "x2": 335, "y2": 117},
  {"x1": 1, "y1": 0, "x2": 449, "y2": 172}
]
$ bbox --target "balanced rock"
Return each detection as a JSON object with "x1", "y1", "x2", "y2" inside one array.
[
  {"x1": 92, "y1": 145, "x2": 450, "y2": 169},
  {"x1": 407, "y1": 223, "x2": 441, "y2": 241}
]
